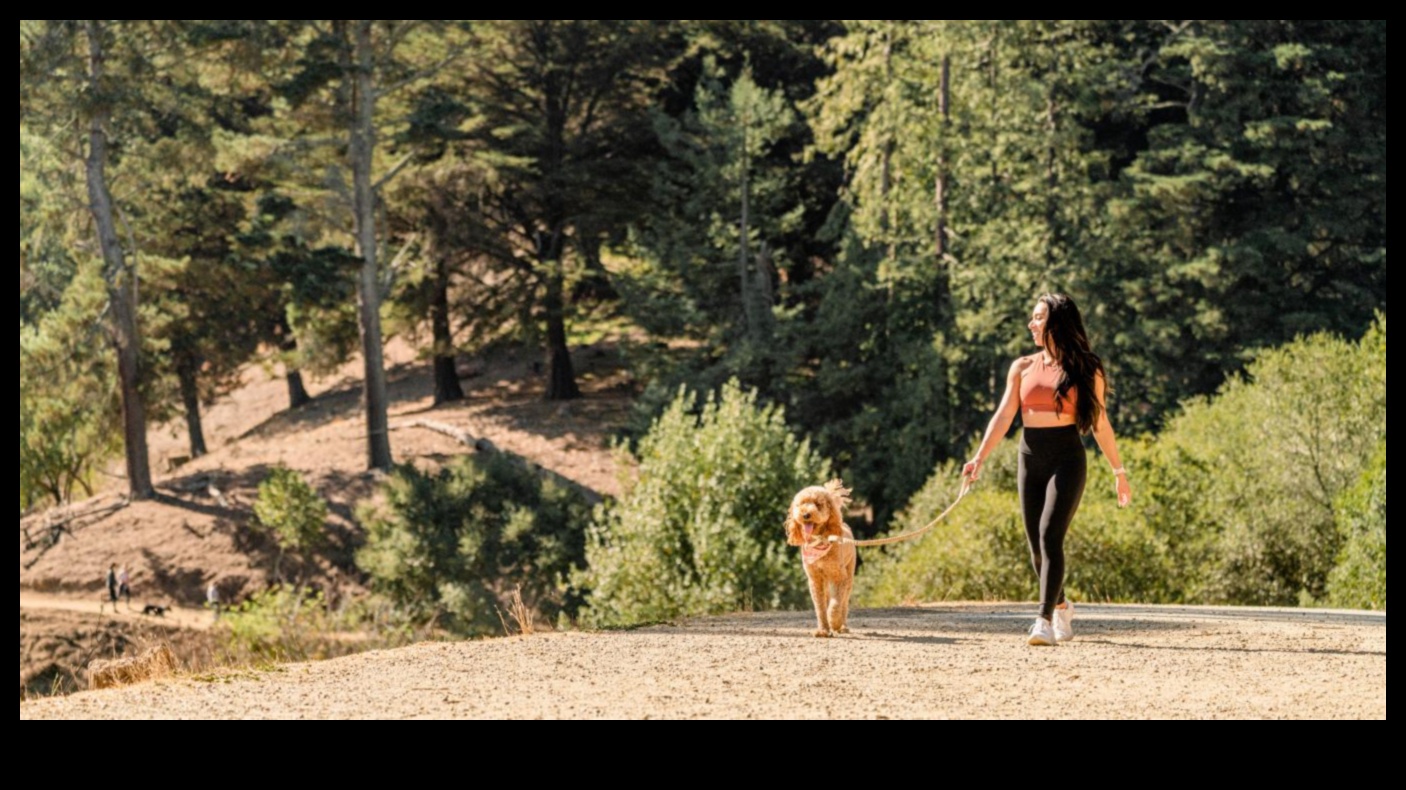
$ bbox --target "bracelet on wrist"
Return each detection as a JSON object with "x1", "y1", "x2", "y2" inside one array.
[{"x1": 1111, "y1": 467, "x2": 1127, "y2": 477}]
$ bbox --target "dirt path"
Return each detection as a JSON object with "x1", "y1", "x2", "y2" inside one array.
[
  {"x1": 19, "y1": 603, "x2": 1386, "y2": 720},
  {"x1": 20, "y1": 591, "x2": 215, "y2": 630}
]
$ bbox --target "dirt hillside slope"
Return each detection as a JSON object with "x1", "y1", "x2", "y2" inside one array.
[
  {"x1": 19, "y1": 339, "x2": 634, "y2": 607},
  {"x1": 20, "y1": 339, "x2": 634, "y2": 698}
]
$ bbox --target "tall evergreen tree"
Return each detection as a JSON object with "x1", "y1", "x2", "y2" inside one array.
[
  {"x1": 642, "y1": 61, "x2": 801, "y2": 351},
  {"x1": 450, "y1": 20, "x2": 671, "y2": 400},
  {"x1": 207, "y1": 20, "x2": 469, "y2": 468},
  {"x1": 142, "y1": 184, "x2": 272, "y2": 458},
  {"x1": 384, "y1": 166, "x2": 475, "y2": 406},
  {"x1": 1106, "y1": 20, "x2": 1387, "y2": 427},
  {"x1": 20, "y1": 20, "x2": 206, "y2": 499}
]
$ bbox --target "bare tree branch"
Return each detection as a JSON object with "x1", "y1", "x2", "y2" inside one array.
[
  {"x1": 379, "y1": 40, "x2": 472, "y2": 99},
  {"x1": 372, "y1": 152, "x2": 415, "y2": 193}
]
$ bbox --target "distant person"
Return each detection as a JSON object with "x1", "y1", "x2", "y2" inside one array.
[
  {"x1": 962, "y1": 293, "x2": 1131, "y2": 647},
  {"x1": 117, "y1": 564, "x2": 131, "y2": 609},
  {"x1": 103, "y1": 563, "x2": 119, "y2": 614},
  {"x1": 206, "y1": 580, "x2": 221, "y2": 621}
]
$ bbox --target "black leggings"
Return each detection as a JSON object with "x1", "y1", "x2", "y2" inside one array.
[{"x1": 1018, "y1": 425, "x2": 1087, "y2": 621}]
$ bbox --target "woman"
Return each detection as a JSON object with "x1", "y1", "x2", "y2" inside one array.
[
  {"x1": 104, "y1": 563, "x2": 119, "y2": 614},
  {"x1": 117, "y1": 564, "x2": 131, "y2": 607},
  {"x1": 206, "y1": 579, "x2": 222, "y2": 621},
  {"x1": 962, "y1": 293, "x2": 1131, "y2": 646}
]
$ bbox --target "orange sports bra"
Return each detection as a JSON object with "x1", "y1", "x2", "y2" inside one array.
[{"x1": 1020, "y1": 353, "x2": 1077, "y2": 417}]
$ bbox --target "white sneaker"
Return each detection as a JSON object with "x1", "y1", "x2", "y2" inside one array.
[
  {"x1": 1027, "y1": 617, "x2": 1056, "y2": 646},
  {"x1": 1053, "y1": 601, "x2": 1074, "y2": 643}
]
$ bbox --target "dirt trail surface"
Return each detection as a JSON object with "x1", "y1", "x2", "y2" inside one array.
[
  {"x1": 20, "y1": 592, "x2": 215, "y2": 630},
  {"x1": 19, "y1": 603, "x2": 1385, "y2": 720}
]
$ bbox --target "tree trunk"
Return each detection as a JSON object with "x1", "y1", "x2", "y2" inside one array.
[
  {"x1": 279, "y1": 330, "x2": 312, "y2": 409},
  {"x1": 882, "y1": 28, "x2": 896, "y2": 264},
  {"x1": 756, "y1": 241, "x2": 776, "y2": 313},
  {"x1": 570, "y1": 232, "x2": 617, "y2": 302},
  {"x1": 738, "y1": 129, "x2": 763, "y2": 341},
  {"x1": 543, "y1": 257, "x2": 580, "y2": 401},
  {"x1": 936, "y1": 53, "x2": 954, "y2": 450},
  {"x1": 286, "y1": 368, "x2": 311, "y2": 410},
  {"x1": 345, "y1": 20, "x2": 393, "y2": 470},
  {"x1": 84, "y1": 20, "x2": 153, "y2": 500},
  {"x1": 539, "y1": 40, "x2": 579, "y2": 402},
  {"x1": 432, "y1": 255, "x2": 464, "y2": 405},
  {"x1": 934, "y1": 54, "x2": 950, "y2": 261},
  {"x1": 177, "y1": 359, "x2": 208, "y2": 459},
  {"x1": 271, "y1": 325, "x2": 310, "y2": 410},
  {"x1": 1044, "y1": 90, "x2": 1059, "y2": 270}
]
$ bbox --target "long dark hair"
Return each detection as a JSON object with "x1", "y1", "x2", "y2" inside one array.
[{"x1": 1039, "y1": 293, "x2": 1105, "y2": 434}]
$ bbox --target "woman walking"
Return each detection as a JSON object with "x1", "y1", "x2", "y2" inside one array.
[{"x1": 962, "y1": 294, "x2": 1132, "y2": 645}]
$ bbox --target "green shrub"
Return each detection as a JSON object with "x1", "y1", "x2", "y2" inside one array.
[
  {"x1": 220, "y1": 586, "x2": 340, "y2": 662},
  {"x1": 218, "y1": 585, "x2": 414, "y2": 664},
  {"x1": 253, "y1": 466, "x2": 328, "y2": 582},
  {"x1": 857, "y1": 441, "x2": 1173, "y2": 606},
  {"x1": 356, "y1": 454, "x2": 591, "y2": 636},
  {"x1": 1139, "y1": 317, "x2": 1385, "y2": 605},
  {"x1": 576, "y1": 378, "x2": 831, "y2": 627},
  {"x1": 1326, "y1": 441, "x2": 1386, "y2": 610}
]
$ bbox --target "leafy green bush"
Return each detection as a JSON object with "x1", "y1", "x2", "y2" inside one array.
[
  {"x1": 253, "y1": 465, "x2": 327, "y2": 582},
  {"x1": 1326, "y1": 441, "x2": 1386, "y2": 610},
  {"x1": 356, "y1": 454, "x2": 591, "y2": 636},
  {"x1": 856, "y1": 441, "x2": 1173, "y2": 606},
  {"x1": 576, "y1": 379, "x2": 831, "y2": 627},
  {"x1": 218, "y1": 585, "x2": 414, "y2": 664},
  {"x1": 863, "y1": 318, "x2": 1386, "y2": 609},
  {"x1": 219, "y1": 586, "x2": 340, "y2": 662},
  {"x1": 1138, "y1": 317, "x2": 1385, "y2": 605}
]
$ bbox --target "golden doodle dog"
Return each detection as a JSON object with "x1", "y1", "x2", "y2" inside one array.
[{"x1": 784, "y1": 479, "x2": 857, "y2": 637}]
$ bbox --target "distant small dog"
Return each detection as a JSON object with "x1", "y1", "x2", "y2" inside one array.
[
  {"x1": 141, "y1": 604, "x2": 169, "y2": 617},
  {"x1": 784, "y1": 479, "x2": 857, "y2": 638}
]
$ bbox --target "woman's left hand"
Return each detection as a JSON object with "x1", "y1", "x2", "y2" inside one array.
[
  {"x1": 961, "y1": 458, "x2": 983, "y2": 483},
  {"x1": 1115, "y1": 474, "x2": 1132, "y2": 508}
]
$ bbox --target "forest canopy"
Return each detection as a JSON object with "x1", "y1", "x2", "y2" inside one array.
[{"x1": 19, "y1": 21, "x2": 1385, "y2": 616}]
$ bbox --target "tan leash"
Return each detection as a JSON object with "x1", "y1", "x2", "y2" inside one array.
[{"x1": 812, "y1": 476, "x2": 974, "y2": 548}]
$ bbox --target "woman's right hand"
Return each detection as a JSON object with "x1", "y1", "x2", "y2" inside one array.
[{"x1": 962, "y1": 458, "x2": 983, "y2": 483}]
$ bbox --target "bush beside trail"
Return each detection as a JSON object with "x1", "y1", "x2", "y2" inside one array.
[
  {"x1": 857, "y1": 442, "x2": 1172, "y2": 608},
  {"x1": 1326, "y1": 442, "x2": 1386, "y2": 610},
  {"x1": 576, "y1": 379, "x2": 831, "y2": 627},
  {"x1": 860, "y1": 320, "x2": 1386, "y2": 609},
  {"x1": 356, "y1": 453, "x2": 593, "y2": 636}
]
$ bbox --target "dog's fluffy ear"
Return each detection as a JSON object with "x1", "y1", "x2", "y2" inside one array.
[
  {"x1": 823, "y1": 479, "x2": 851, "y2": 509},
  {"x1": 784, "y1": 512, "x2": 803, "y2": 546},
  {"x1": 823, "y1": 479, "x2": 850, "y2": 532}
]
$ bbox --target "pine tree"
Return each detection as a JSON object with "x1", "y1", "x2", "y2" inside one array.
[
  {"x1": 204, "y1": 20, "x2": 471, "y2": 468},
  {"x1": 21, "y1": 20, "x2": 207, "y2": 499},
  {"x1": 449, "y1": 20, "x2": 671, "y2": 400}
]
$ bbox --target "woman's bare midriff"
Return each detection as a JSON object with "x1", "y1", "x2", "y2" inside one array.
[{"x1": 1020, "y1": 408, "x2": 1076, "y2": 429}]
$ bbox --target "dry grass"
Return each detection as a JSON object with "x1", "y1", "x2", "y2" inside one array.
[
  {"x1": 87, "y1": 644, "x2": 178, "y2": 690},
  {"x1": 497, "y1": 586, "x2": 536, "y2": 636}
]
